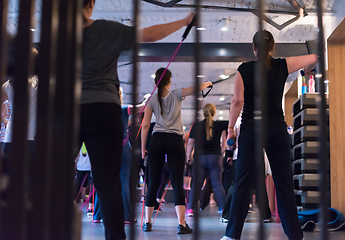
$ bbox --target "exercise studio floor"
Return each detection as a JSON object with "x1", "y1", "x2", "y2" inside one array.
[{"x1": 81, "y1": 203, "x2": 345, "y2": 240}]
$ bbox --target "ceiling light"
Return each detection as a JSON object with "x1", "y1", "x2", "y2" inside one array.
[
  {"x1": 31, "y1": 28, "x2": 36, "y2": 31},
  {"x1": 183, "y1": 126, "x2": 186, "y2": 130},
  {"x1": 220, "y1": 18, "x2": 230, "y2": 32},
  {"x1": 315, "y1": 74, "x2": 322, "y2": 78},
  {"x1": 324, "y1": 80, "x2": 329, "y2": 83},
  {"x1": 219, "y1": 111, "x2": 224, "y2": 114},
  {"x1": 197, "y1": 27, "x2": 206, "y2": 31},
  {"x1": 197, "y1": 75, "x2": 205, "y2": 78},
  {"x1": 219, "y1": 116, "x2": 224, "y2": 120},
  {"x1": 151, "y1": 74, "x2": 156, "y2": 79},
  {"x1": 219, "y1": 97, "x2": 225, "y2": 101}
]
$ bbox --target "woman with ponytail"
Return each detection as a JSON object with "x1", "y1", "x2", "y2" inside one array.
[
  {"x1": 81, "y1": 1, "x2": 194, "y2": 239},
  {"x1": 185, "y1": 103, "x2": 228, "y2": 217},
  {"x1": 141, "y1": 68, "x2": 212, "y2": 233},
  {"x1": 221, "y1": 30, "x2": 318, "y2": 240}
]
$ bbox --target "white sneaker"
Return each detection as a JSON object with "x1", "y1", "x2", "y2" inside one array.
[{"x1": 220, "y1": 236, "x2": 239, "y2": 240}]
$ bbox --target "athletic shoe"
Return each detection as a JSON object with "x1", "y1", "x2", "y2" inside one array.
[
  {"x1": 263, "y1": 217, "x2": 273, "y2": 223},
  {"x1": 186, "y1": 209, "x2": 193, "y2": 217},
  {"x1": 93, "y1": 219, "x2": 101, "y2": 223},
  {"x1": 124, "y1": 219, "x2": 137, "y2": 224},
  {"x1": 153, "y1": 207, "x2": 162, "y2": 213},
  {"x1": 220, "y1": 236, "x2": 239, "y2": 240},
  {"x1": 219, "y1": 217, "x2": 228, "y2": 223},
  {"x1": 248, "y1": 207, "x2": 255, "y2": 213},
  {"x1": 177, "y1": 223, "x2": 193, "y2": 234},
  {"x1": 87, "y1": 208, "x2": 93, "y2": 217},
  {"x1": 143, "y1": 222, "x2": 152, "y2": 232}
]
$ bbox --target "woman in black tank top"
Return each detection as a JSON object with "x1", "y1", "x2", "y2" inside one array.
[
  {"x1": 221, "y1": 30, "x2": 318, "y2": 240},
  {"x1": 185, "y1": 104, "x2": 228, "y2": 216}
]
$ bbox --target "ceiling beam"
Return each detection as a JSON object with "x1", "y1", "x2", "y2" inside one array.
[{"x1": 119, "y1": 42, "x2": 309, "y2": 63}]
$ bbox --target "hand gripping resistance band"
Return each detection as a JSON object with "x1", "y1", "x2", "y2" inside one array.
[{"x1": 123, "y1": 17, "x2": 196, "y2": 146}]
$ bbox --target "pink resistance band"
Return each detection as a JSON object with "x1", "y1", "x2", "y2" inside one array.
[
  {"x1": 80, "y1": 20, "x2": 196, "y2": 211},
  {"x1": 123, "y1": 16, "x2": 196, "y2": 146},
  {"x1": 81, "y1": 40, "x2": 186, "y2": 211},
  {"x1": 123, "y1": 40, "x2": 183, "y2": 146}
]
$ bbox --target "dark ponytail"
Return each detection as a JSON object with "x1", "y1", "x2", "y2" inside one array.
[
  {"x1": 253, "y1": 30, "x2": 275, "y2": 71},
  {"x1": 154, "y1": 68, "x2": 172, "y2": 115}
]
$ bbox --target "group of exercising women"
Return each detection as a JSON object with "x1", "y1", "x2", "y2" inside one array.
[{"x1": 81, "y1": 0, "x2": 318, "y2": 239}]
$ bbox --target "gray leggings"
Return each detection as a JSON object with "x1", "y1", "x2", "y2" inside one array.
[{"x1": 188, "y1": 154, "x2": 226, "y2": 210}]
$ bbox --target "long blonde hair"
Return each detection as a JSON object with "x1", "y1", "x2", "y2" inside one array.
[{"x1": 203, "y1": 104, "x2": 216, "y2": 141}]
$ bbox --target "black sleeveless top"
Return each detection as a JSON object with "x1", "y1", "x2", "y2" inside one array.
[
  {"x1": 238, "y1": 58, "x2": 288, "y2": 129},
  {"x1": 190, "y1": 120, "x2": 228, "y2": 155}
]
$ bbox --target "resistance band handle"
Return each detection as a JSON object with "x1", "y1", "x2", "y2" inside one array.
[
  {"x1": 202, "y1": 85, "x2": 213, "y2": 98},
  {"x1": 182, "y1": 17, "x2": 196, "y2": 41}
]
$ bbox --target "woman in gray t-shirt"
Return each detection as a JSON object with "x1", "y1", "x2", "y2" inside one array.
[{"x1": 141, "y1": 68, "x2": 212, "y2": 233}]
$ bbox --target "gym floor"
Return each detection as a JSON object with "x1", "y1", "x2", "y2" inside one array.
[{"x1": 81, "y1": 203, "x2": 345, "y2": 240}]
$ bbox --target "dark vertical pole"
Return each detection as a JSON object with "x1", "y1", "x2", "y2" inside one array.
[
  {"x1": 48, "y1": 0, "x2": 82, "y2": 239},
  {"x1": 316, "y1": 0, "x2": 329, "y2": 239},
  {"x1": 192, "y1": 1, "x2": 201, "y2": 240},
  {"x1": 0, "y1": 1, "x2": 8, "y2": 211},
  {"x1": 31, "y1": 0, "x2": 59, "y2": 239},
  {"x1": 255, "y1": 0, "x2": 267, "y2": 240},
  {"x1": 5, "y1": 0, "x2": 35, "y2": 239},
  {"x1": 130, "y1": 1, "x2": 140, "y2": 240}
]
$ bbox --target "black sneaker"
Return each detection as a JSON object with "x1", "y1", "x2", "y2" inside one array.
[
  {"x1": 177, "y1": 223, "x2": 193, "y2": 234},
  {"x1": 143, "y1": 222, "x2": 152, "y2": 232}
]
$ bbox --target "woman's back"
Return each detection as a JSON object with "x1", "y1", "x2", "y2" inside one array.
[
  {"x1": 190, "y1": 120, "x2": 228, "y2": 155},
  {"x1": 239, "y1": 58, "x2": 288, "y2": 126},
  {"x1": 147, "y1": 89, "x2": 184, "y2": 135},
  {"x1": 82, "y1": 20, "x2": 134, "y2": 105}
]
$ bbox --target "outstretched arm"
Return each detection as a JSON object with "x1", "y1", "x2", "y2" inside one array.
[
  {"x1": 182, "y1": 81, "x2": 212, "y2": 98},
  {"x1": 128, "y1": 93, "x2": 151, "y2": 115},
  {"x1": 286, "y1": 54, "x2": 318, "y2": 75},
  {"x1": 140, "y1": 13, "x2": 194, "y2": 43}
]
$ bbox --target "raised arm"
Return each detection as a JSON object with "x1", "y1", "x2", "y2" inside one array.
[
  {"x1": 182, "y1": 81, "x2": 212, "y2": 98},
  {"x1": 141, "y1": 106, "x2": 153, "y2": 159},
  {"x1": 128, "y1": 93, "x2": 151, "y2": 115},
  {"x1": 227, "y1": 71, "x2": 244, "y2": 148},
  {"x1": 286, "y1": 54, "x2": 318, "y2": 75},
  {"x1": 140, "y1": 13, "x2": 194, "y2": 43}
]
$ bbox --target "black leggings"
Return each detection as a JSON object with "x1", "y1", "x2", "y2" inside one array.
[
  {"x1": 74, "y1": 170, "x2": 93, "y2": 203},
  {"x1": 146, "y1": 132, "x2": 185, "y2": 207},
  {"x1": 80, "y1": 103, "x2": 124, "y2": 240}
]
